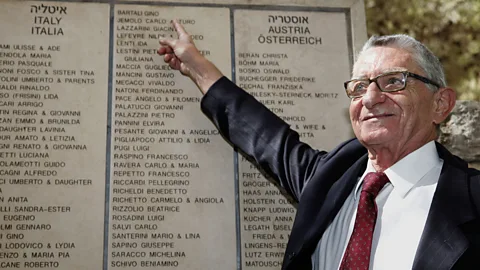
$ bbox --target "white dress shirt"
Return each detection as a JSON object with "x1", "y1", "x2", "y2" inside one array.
[{"x1": 312, "y1": 141, "x2": 443, "y2": 270}]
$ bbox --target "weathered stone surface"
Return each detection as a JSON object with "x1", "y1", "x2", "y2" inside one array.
[
  {"x1": 0, "y1": 1, "x2": 110, "y2": 269},
  {"x1": 234, "y1": 9, "x2": 355, "y2": 269},
  {"x1": 439, "y1": 100, "x2": 480, "y2": 163},
  {"x1": 469, "y1": 163, "x2": 480, "y2": 170}
]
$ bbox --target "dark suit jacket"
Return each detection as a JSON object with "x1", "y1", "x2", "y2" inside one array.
[{"x1": 200, "y1": 77, "x2": 480, "y2": 270}]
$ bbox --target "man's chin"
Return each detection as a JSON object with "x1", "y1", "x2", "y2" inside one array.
[{"x1": 358, "y1": 131, "x2": 395, "y2": 147}]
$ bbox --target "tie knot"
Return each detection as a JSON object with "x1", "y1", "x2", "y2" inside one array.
[{"x1": 362, "y1": 172, "x2": 390, "y2": 198}]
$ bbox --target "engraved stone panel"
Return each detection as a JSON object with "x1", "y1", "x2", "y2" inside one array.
[
  {"x1": 233, "y1": 9, "x2": 353, "y2": 269},
  {"x1": 108, "y1": 4, "x2": 236, "y2": 269},
  {"x1": 0, "y1": 1, "x2": 109, "y2": 269}
]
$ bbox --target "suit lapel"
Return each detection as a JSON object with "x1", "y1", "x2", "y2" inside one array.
[
  {"x1": 282, "y1": 140, "x2": 368, "y2": 269},
  {"x1": 300, "y1": 154, "x2": 368, "y2": 254},
  {"x1": 412, "y1": 146, "x2": 476, "y2": 270}
]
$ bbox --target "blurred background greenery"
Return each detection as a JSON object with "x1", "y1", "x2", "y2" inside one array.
[{"x1": 365, "y1": 0, "x2": 480, "y2": 101}]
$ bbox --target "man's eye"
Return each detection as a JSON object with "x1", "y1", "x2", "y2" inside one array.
[
  {"x1": 353, "y1": 82, "x2": 367, "y2": 91},
  {"x1": 386, "y1": 77, "x2": 403, "y2": 85}
]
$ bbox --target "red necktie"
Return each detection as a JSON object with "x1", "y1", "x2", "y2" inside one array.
[{"x1": 339, "y1": 172, "x2": 390, "y2": 270}]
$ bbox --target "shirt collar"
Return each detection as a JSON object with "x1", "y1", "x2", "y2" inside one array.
[{"x1": 354, "y1": 141, "x2": 441, "y2": 199}]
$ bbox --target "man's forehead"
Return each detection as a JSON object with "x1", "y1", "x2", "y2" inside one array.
[{"x1": 352, "y1": 46, "x2": 416, "y2": 78}]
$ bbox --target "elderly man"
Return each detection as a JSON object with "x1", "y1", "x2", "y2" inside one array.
[{"x1": 158, "y1": 21, "x2": 480, "y2": 270}]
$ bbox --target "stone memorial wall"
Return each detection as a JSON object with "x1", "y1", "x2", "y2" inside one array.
[{"x1": 0, "y1": 0, "x2": 367, "y2": 269}]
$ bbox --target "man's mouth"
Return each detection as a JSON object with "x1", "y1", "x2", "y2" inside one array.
[{"x1": 362, "y1": 114, "x2": 394, "y2": 121}]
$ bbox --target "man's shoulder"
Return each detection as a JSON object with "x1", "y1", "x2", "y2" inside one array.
[
  {"x1": 435, "y1": 141, "x2": 471, "y2": 170},
  {"x1": 467, "y1": 167, "x2": 480, "y2": 218},
  {"x1": 467, "y1": 166, "x2": 480, "y2": 177},
  {"x1": 435, "y1": 141, "x2": 480, "y2": 178},
  {"x1": 435, "y1": 141, "x2": 480, "y2": 215}
]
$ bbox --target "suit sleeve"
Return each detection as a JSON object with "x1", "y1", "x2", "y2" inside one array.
[{"x1": 200, "y1": 76, "x2": 328, "y2": 202}]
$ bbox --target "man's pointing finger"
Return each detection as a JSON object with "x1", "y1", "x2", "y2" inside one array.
[{"x1": 171, "y1": 19, "x2": 189, "y2": 38}]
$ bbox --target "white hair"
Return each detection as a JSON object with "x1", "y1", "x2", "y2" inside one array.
[{"x1": 357, "y1": 34, "x2": 446, "y2": 91}]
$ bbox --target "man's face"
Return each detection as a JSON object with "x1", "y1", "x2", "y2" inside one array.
[{"x1": 349, "y1": 46, "x2": 437, "y2": 148}]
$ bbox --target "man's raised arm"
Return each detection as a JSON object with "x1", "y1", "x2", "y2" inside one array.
[{"x1": 157, "y1": 19, "x2": 223, "y2": 94}]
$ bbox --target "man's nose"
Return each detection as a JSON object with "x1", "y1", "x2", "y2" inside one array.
[{"x1": 361, "y1": 82, "x2": 386, "y2": 108}]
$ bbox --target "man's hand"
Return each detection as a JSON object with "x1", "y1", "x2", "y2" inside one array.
[{"x1": 157, "y1": 19, "x2": 223, "y2": 94}]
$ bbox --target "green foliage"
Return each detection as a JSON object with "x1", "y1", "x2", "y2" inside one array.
[{"x1": 365, "y1": 0, "x2": 480, "y2": 100}]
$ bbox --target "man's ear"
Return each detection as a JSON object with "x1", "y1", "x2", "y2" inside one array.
[{"x1": 432, "y1": 87, "x2": 456, "y2": 124}]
